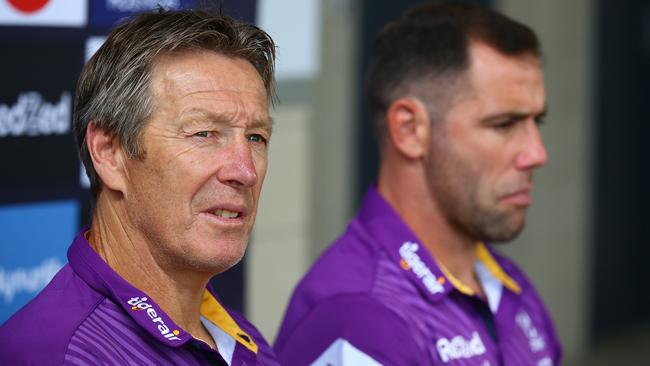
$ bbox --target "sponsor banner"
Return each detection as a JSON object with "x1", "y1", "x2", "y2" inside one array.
[
  {"x1": 88, "y1": 0, "x2": 193, "y2": 28},
  {"x1": 0, "y1": 39, "x2": 83, "y2": 191},
  {"x1": 0, "y1": 91, "x2": 71, "y2": 137},
  {"x1": 0, "y1": 199, "x2": 79, "y2": 324},
  {"x1": 0, "y1": 0, "x2": 87, "y2": 27}
]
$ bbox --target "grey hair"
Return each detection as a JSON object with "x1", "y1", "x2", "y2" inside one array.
[{"x1": 73, "y1": 8, "x2": 277, "y2": 203}]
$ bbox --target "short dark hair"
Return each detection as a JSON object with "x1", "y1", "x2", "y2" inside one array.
[
  {"x1": 366, "y1": 1, "x2": 540, "y2": 146},
  {"x1": 74, "y1": 8, "x2": 277, "y2": 202}
]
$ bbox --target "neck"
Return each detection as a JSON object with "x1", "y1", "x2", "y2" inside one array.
[
  {"x1": 88, "y1": 192, "x2": 216, "y2": 348},
  {"x1": 378, "y1": 159, "x2": 484, "y2": 296}
]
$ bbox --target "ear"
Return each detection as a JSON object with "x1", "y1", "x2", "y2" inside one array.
[
  {"x1": 85, "y1": 122, "x2": 128, "y2": 194},
  {"x1": 385, "y1": 97, "x2": 431, "y2": 159}
]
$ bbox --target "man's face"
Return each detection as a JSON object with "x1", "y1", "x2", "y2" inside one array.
[
  {"x1": 121, "y1": 51, "x2": 271, "y2": 274},
  {"x1": 425, "y1": 42, "x2": 547, "y2": 242}
]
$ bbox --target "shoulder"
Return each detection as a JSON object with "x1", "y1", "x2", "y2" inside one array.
[
  {"x1": 275, "y1": 222, "x2": 382, "y2": 342},
  {"x1": 0, "y1": 265, "x2": 105, "y2": 365},
  {"x1": 275, "y1": 222, "x2": 430, "y2": 365},
  {"x1": 284, "y1": 221, "x2": 382, "y2": 317},
  {"x1": 275, "y1": 293, "x2": 427, "y2": 366}
]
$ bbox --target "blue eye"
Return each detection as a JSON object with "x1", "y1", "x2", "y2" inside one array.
[
  {"x1": 194, "y1": 131, "x2": 210, "y2": 138},
  {"x1": 248, "y1": 134, "x2": 267, "y2": 144}
]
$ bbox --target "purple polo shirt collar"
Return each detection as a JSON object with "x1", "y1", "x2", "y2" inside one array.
[
  {"x1": 67, "y1": 230, "x2": 259, "y2": 363},
  {"x1": 356, "y1": 186, "x2": 521, "y2": 302}
]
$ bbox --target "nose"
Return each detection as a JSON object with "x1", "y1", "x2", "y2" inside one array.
[
  {"x1": 515, "y1": 121, "x2": 548, "y2": 170},
  {"x1": 216, "y1": 139, "x2": 259, "y2": 188}
]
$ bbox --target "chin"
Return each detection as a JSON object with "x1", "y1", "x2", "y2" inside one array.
[
  {"x1": 484, "y1": 221, "x2": 526, "y2": 243},
  {"x1": 184, "y1": 238, "x2": 248, "y2": 274},
  {"x1": 218, "y1": 247, "x2": 247, "y2": 269},
  {"x1": 190, "y1": 252, "x2": 245, "y2": 275},
  {"x1": 473, "y1": 209, "x2": 527, "y2": 243}
]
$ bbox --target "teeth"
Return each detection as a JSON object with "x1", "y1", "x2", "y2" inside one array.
[{"x1": 214, "y1": 209, "x2": 240, "y2": 218}]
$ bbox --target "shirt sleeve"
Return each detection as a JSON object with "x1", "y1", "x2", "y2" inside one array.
[{"x1": 275, "y1": 294, "x2": 428, "y2": 366}]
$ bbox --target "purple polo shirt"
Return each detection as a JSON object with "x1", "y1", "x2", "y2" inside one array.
[
  {"x1": 0, "y1": 230, "x2": 279, "y2": 366},
  {"x1": 275, "y1": 187, "x2": 562, "y2": 365}
]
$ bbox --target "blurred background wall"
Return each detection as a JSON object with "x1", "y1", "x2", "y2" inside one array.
[{"x1": 1, "y1": 0, "x2": 648, "y2": 364}]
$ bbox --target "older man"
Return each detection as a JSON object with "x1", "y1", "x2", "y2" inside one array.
[
  {"x1": 0, "y1": 9, "x2": 279, "y2": 366},
  {"x1": 275, "y1": 2, "x2": 562, "y2": 365}
]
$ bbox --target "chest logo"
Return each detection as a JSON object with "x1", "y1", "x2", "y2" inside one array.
[
  {"x1": 399, "y1": 241, "x2": 444, "y2": 295},
  {"x1": 436, "y1": 331, "x2": 487, "y2": 363},
  {"x1": 515, "y1": 310, "x2": 547, "y2": 353}
]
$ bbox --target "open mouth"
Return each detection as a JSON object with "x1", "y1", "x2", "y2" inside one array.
[{"x1": 213, "y1": 208, "x2": 242, "y2": 219}]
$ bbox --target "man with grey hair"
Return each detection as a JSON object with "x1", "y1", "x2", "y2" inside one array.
[{"x1": 0, "y1": 9, "x2": 280, "y2": 366}]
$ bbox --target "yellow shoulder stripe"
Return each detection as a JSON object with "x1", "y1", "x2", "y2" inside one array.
[
  {"x1": 200, "y1": 291, "x2": 258, "y2": 354},
  {"x1": 475, "y1": 242, "x2": 521, "y2": 294},
  {"x1": 439, "y1": 264, "x2": 475, "y2": 296}
]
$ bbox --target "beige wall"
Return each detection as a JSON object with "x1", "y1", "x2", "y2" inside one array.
[{"x1": 246, "y1": 103, "x2": 313, "y2": 341}]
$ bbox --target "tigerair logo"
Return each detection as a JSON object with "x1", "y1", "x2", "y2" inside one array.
[
  {"x1": 127, "y1": 297, "x2": 181, "y2": 341},
  {"x1": 436, "y1": 331, "x2": 487, "y2": 363},
  {"x1": 399, "y1": 241, "x2": 444, "y2": 295}
]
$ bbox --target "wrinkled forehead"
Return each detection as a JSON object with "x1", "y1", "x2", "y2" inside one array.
[
  {"x1": 150, "y1": 50, "x2": 268, "y2": 101},
  {"x1": 136, "y1": 50, "x2": 271, "y2": 134}
]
